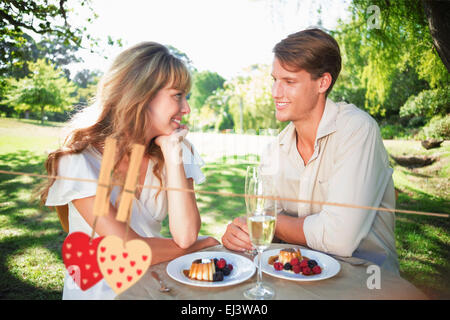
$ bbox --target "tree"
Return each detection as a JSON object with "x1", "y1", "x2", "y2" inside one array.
[
  {"x1": 4, "y1": 58, "x2": 76, "y2": 123},
  {"x1": 331, "y1": 0, "x2": 448, "y2": 118},
  {"x1": 189, "y1": 71, "x2": 226, "y2": 110},
  {"x1": 0, "y1": 0, "x2": 97, "y2": 76},
  {"x1": 166, "y1": 45, "x2": 196, "y2": 73},
  {"x1": 73, "y1": 68, "x2": 102, "y2": 106},
  {"x1": 421, "y1": 0, "x2": 450, "y2": 72},
  {"x1": 224, "y1": 64, "x2": 288, "y2": 133}
]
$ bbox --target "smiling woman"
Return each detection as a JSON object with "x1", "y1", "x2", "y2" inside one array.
[{"x1": 36, "y1": 42, "x2": 219, "y2": 300}]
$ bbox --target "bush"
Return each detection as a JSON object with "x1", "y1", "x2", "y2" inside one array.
[
  {"x1": 399, "y1": 87, "x2": 450, "y2": 122},
  {"x1": 380, "y1": 124, "x2": 409, "y2": 139},
  {"x1": 418, "y1": 115, "x2": 450, "y2": 140}
]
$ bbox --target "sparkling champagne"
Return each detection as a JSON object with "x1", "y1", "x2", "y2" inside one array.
[{"x1": 247, "y1": 215, "x2": 276, "y2": 250}]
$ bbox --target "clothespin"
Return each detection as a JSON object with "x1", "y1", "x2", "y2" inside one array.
[
  {"x1": 90, "y1": 137, "x2": 117, "y2": 242},
  {"x1": 116, "y1": 143, "x2": 145, "y2": 223},
  {"x1": 93, "y1": 137, "x2": 117, "y2": 217}
]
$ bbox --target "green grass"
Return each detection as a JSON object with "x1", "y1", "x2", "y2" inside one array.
[
  {"x1": 383, "y1": 139, "x2": 450, "y2": 299},
  {"x1": 0, "y1": 118, "x2": 449, "y2": 299}
]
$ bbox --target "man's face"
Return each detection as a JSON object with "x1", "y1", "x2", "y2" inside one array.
[{"x1": 271, "y1": 57, "x2": 322, "y2": 123}]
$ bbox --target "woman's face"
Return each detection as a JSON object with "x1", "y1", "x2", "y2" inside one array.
[{"x1": 146, "y1": 83, "x2": 190, "y2": 140}]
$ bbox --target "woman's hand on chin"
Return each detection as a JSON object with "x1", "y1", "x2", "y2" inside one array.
[{"x1": 154, "y1": 126, "x2": 188, "y2": 164}]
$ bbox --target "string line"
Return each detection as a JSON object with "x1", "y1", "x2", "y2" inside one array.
[{"x1": 0, "y1": 169, "x2": 448, "y2": 218}]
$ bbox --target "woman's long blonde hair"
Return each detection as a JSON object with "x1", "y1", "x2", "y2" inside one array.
[{"x1": 39, "y1": 42, "x2": 191, "y2": 208}]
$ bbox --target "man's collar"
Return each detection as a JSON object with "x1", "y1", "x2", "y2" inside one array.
[
  {"x1": 316, "y1": 98, "x2": 338, "y2": 141},
  {"x1": 278, "y1": 98, "x2": 338, "y2": 150}
]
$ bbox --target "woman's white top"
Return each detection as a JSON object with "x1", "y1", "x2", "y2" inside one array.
[{"x1": 46, "y1": 141, "x2": 205, "y2": 300}]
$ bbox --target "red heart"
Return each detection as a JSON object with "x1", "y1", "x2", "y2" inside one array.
[
  {"x1": 130, "y1": 261, "x2": 136, "y2": 267},
  {"x1": 119, "y1": 267, "x2": 125, "y2": 273},
  {"x1": 142, "y1": 255, "x2": 148, "y2": 261},
  {"x1": 62, "y1": 232, "x2": 104, "y2": 291},
  {"x1": 122, "y1": 253, "x2": 128, "y2": 259},
  {"x1": 111, "y1": 255, "x2": 117, "y2": 261},
  {"x1": 127, "y1": 276, "x2": 133, "y2": 282},
  {"x1": 136, "y1": 269, "x2": 142, "y2": 276},
  {"x1": 116, "y1": 282, "x2": 122, "y2": 289}
]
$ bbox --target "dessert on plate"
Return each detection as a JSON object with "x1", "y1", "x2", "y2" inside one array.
[
  {"x1": 183, "y1": 257, "x2": 234, "y2": 282},
  {"x1": 269, "y1": 248, "x2": 322, "y2": 276}
]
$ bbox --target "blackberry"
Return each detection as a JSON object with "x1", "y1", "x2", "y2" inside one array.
[
  {"x1": 283, "y1": 262, "x2": 292, "y2": 271},
  {"x1": 307, "y1": 260, "x2": 318, "y2": 268},
  {"x1": 213, "y1": 271, "x2": 224, "y2": 281},
  {"x1": 222, "y1": 267, "x2": 231, "y2": 276}
]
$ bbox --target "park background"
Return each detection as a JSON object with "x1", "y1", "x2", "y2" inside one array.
[{"x1": 0, "y1": 0, "x2": 449, "y2": 299}]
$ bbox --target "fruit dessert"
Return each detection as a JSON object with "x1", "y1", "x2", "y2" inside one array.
[
  {"x1": 183, "y1": 257, "x2": 234, "y2": 282},
  {"x1": 269, "y1": 248, "x2": 322, "y2": 276}
]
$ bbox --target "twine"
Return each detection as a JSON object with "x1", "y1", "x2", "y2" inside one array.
[{"x1": 0, "y1": 169, "x2": 448, "y2": 218}]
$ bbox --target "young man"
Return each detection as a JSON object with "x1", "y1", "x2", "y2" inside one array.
[{"x1": 221, "y1": 28, "x2": 399, "y2": 274}]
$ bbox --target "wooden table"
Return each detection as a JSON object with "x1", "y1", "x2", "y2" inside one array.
[{"x1": 117, "y1": 244, "x2": 428, "y2": 300}]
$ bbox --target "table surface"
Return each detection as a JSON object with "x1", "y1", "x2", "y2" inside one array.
[{"x1": 117, "y1": 244, "x2": 428, "y2": 300}]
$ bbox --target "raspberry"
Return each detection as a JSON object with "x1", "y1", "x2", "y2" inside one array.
[
  {"x1": 273, "y1": 262, "x2": 283, "y2": 271},
  {"x1": 290, "y1": 258, "x2": 299, "y2": 266},
  {"x1": 302, "y1": 267, "x2": 312, "y2": 275},
  {"x1": 216, "y1": 258, "x2": 226, "y2": 269},
  {"x1": 227, "y1": 264, "x2": 233, "y2": 271},
  {"x1": 293, "y1": 265, "x2": 302, "y2": 274},
  {"x1": 299, "y1": 259, "x2": 309, "y2": 268},
  {"x1": 312, "y1": 265, "x2": 322, "y2": 274}
]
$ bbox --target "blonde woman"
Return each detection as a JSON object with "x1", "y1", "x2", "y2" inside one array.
[{"x1": 40, "y1": 42, "x2": 219, "y2": 299}]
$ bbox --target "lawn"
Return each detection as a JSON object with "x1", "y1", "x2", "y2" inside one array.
[{"x1": 0, "y1": 118, "x2": 449, "y2": 299}]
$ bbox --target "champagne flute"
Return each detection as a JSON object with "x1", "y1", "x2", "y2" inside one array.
[{"x1": 244, "y1": 165, "x2": 277, "y2": 300}]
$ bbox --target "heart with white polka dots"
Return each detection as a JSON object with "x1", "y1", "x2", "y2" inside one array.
[
  {"x1": 97, "y1": 235, "x2": 152, "y2": 294},
  {"x1": 62, "y1": 232, "x2": 104, "y2": 291}
]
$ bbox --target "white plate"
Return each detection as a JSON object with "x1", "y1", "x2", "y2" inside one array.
[
  {"x1": 255, "y1": 248, "x2": 341, "y2": 281},
  {"x1": 166, "y1": 251, "x2": 256, "y2": 287}
]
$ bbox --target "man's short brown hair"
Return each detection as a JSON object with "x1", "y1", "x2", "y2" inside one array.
[{"x1": 273, "y1": 28, "x2": 342, "y2": 96}]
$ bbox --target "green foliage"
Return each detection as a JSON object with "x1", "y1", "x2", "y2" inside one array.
[
  {"x1": 225, "y1": 65, "x2": 286, "y2": 133},
  {"x1": 417, "y1": 115, "x2": 450, "y2": 140},
  {"x1": 0, "y1": 1, "x2": 97, "y2": 77},
  {"x1": 189, "y1": 71, "x2": 225, "y2": 110},
  {"x1": 400, "y1": 86, "x2": 450, "y2": 120},
  {"x1": 333, "y1": 0, "x2": 448, "y2": 119},
  {"x1": 379, "y1": 124, "x2": 409, "y2": 140},
  {"x1": 72, "y1": 69, "x2": 102, "y2": 106},
  {"x1": 3, "y1": 59, "x2": 76, "y2": 123}
]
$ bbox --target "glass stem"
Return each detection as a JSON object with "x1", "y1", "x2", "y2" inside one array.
[{"x1": 257, "y1": 248, "x2": 263, "y2": 288}]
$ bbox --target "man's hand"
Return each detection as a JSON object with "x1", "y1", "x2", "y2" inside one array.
[{"x1": 221, "y1": 216, "x2": 254, "y2": 252}]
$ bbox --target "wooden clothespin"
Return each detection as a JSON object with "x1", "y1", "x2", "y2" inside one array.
[
  {"x1": 93, "y1": 137, "x2": 117, "y2": 218},
  {"x1": 116, "y1": 143, "x2": 145, "y2": 223}
]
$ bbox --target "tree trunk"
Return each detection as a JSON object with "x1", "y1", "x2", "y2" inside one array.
[
  {"x1": 422, "y1": 0, "x2": 450, "y2": 72},
  {"x1": 41, "y1": 106, "x2": 44, "y2": 124}
]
